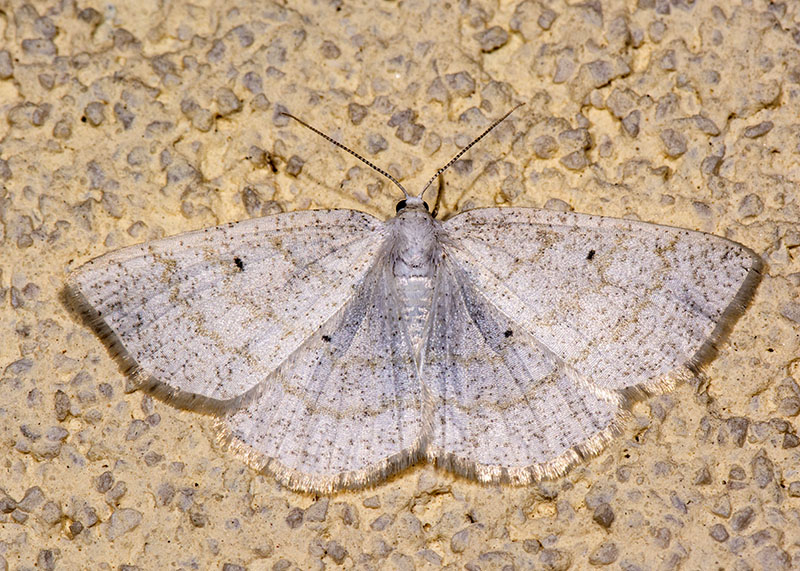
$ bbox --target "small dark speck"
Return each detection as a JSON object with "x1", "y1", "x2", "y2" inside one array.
[
  {"x1": 234, "y1": 257, "x2": 244, "y2": 271},
  {"x1": 504, "y1": 329, "x2": 513, "y2": 338},
  {"x1": 586, "y1": 249, "x2": 596, "y2": 260},
  {"x1": 322, "y1": 335, "x2": 331, "y2": 342}
]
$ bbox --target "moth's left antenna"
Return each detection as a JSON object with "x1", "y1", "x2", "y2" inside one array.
[{"x1": 280, "y1": 111, "x2": 411, "y2": 199}]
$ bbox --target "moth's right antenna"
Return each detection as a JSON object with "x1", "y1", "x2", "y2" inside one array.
[
  {"x1": 280, "y1": 111, "x2": 411, "y2": 199},
  {"x1": 419, "y1": 102, "x2": 525, "y2": 200}
]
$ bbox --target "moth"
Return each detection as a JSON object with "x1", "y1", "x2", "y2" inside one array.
[{"x1": 66, "y1": 105, "x2": 762, "y2": 493}]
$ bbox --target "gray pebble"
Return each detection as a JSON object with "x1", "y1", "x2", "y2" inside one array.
[
  {"x1": 326, "y1": 540, "x2": 347, "y2": 564},
  {"x1": 286, "y1": 506, "x2": 303, "y2": 529},
  {"x1": 305, "y1": 498, "x2": 329, "y2": 522},
  {"x1": 730, "y1": 506, "x2": 755, "y2": 532},
  {"x1": 709, "y1": 523, "x2": 729, "y2": 542},
  {"x1": 252, "y1": 93, "x2": 270, "y2": 111},
  {"x1": 475, "y1": 26, "x2": 509, "y2": 52},
  {"x1": 78, "y1": 6, "x2": 102, "y2": 25},
  {"x1": 320, "y1": 40, "x2": 341, "y2": 59},
  {"x1": 216, "y1": 88, "x2": 242, "y2": 116},
  {"x1": 395, "y1": 122, "x2": 425, "y2": 145},
  {"x1": 622, "y1": 110, "x2": 641, "y2": 136},
  {"x1": 0, "y1": 50, "x2": 13, "y2": 78},
  {"x1": 652, "y1": 526, "x2": 671, "y2": 549},
  {"x1": 659, "y1": 49, "x2": 677, "y2": 70},
  {"x1": 52, "y1": 119, "x2": 72, "y2": 139},
  {"x1": 523, "y1": 538, "x2": 542, "y2": 553},
  {"x1": 125, "y1": 419, "x2": 149, "y2": 441},
  {"x1": 144, "y1": 451, "x2": 164, "y2": 466},
  {"x1": 532, "y1": 135, "x2": 558, "y2": 159},
  {"x1": 418, "y1": 549, "x2": 442, "y2": 565},
  {"x1": 780, "y1": 303, "x2": 800, "y2": 324},
  {"x1": 106, "y1": 481, "x2": 127, "y2": 505},
  {"x1": 362, "y1": 495, "x2": 380, "y2": 508},
  {"x1": 539, "y1": 9, "x2": 557, "y2": 29},
  {"x1": 229, "y1": 25, "x2": 254, "y2": 47},
  {"x1": 54, "y1": 390, "x2": 71, "y2": 421},
  {"x1": 157, "y1": 482, "x2": 175, "y2": 506},
  {"x1": 755, "y1": 546, "x2": 790, "y2": 570},
  {"x1": 38, "y1": 73, "x2": 54, "y2": 89},
  {"x1": 560, "y1": 150, "x2": 588, "y2": 170},
  {"x1": 366, "y1": 133, "x2": 388, "y2": 154},
  {"x1": 693, "y1": 114, "x2": 720, "y2": 136},
  {"x1": 726, "y1": 417, "x2": 750, "y2": 447},
  {"x1": 18, "y1": 486, "x2": 45, "y2": 511},
  {"x1": 585, "y1": 59, "x2": 614, "y2": 87},
  {"x1": 445, "y1": 72, "x2": 476, "y2": 97},
  {"x1": 776, "y1": 378, "x2": 800, "y2": 416},
  {"x1": 559, "y1": 127, "x2": 592, "y2": 149},
  {"x1": 190, "y1": 510, "x2": 207, "y2": 527},
  {"x1": 348, "y1": 103, "x2": 368, "y2": 125},
  {"x1": 94, "y1": 470, "x2": 114, "y2": 494},
  {"x1": 751, "y1": 451, "x2": 774, "y2": 488},
  {"x1": 37, "y1": 549, "x2": 56, "y2": 571},
  {"x1": 660, "y1": 128, "x2": 687, "y2": 157},
  {"x1": 738, "y1": 194, "x2": 764, "y2": 218},
  {"x1": 588, "y1": 541, "x2": 619, "y2": 565},
  {"x1": 370, "y1": 513, "x2": 393, "y2": 531},
  {"x1": 285, "y1": 155, "x2": 304, "y2": 176},
  {"x1": 22, "y1": 38, "x2": 56, "y2": 56},
  {"x1": 106, "y1": 508, "x2": 143, "y2": 540},
  {"x1": 207, "y1": 39, "x2": 226, "y2": 62},
  {"x1": 606, "y1": 88, "x2": 636, "y2": 118},
  {"x1": 46, "y1": 426, "x2": 68, "y2": 441},
  {"x1": 743, "y1": 121, "x2": 773, "y2": 138},
  {"x1": 222, "y1": 564, "x2": 245, "y2": 571},
  {"x1": 782, "y1": 432, "x2": 799, "y2": 448},
  {"x1": 68, "y1": 520, "x2": 83, "y2": 537},
  {"x1": 41, "y1": 501, "x2": 62, "y2": 525},
  {"x1": 427, "y1": 77, "x2": 448, "y2": 102},
  {"x1": 701, "y1": 154, "x2": 721, "y2": 175},
  {"x1": 710, "y1": 494, "x2": 731, "y2": 518},
  {"x1": 453, "y1": 159, "x2": 472, "y2": 175},
  {"x1": 451, "y1": 527, "x2": 471, "y2": 553},
  {"x1": 114, "y1": 102, "x2": 135, "y2": 129},
  {"x1": 388, "y1": 109, "x2": 415, "y2": 127},
  {"x1": 539, "y1": 548, "x2": 571, "y2": 571},
  {"x1": 553, "y1": 56, "x2": 575, "y2": 83},
  {"x1": 0, "y1": 493, "x2": 17, "y2": 514},
  {"x1": 728, "y1": 464, "x2": 747, "y2": 483},
  {"x1": 242, "y1": 71, "x2": 262, "y2": 94},
  {"x1": 693, "y1": 466, "x2": 712, "y2": 485}
]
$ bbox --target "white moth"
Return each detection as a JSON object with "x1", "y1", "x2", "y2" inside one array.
[{"x1": 66, "y1": 106, "x2": 762, "y2": 493}]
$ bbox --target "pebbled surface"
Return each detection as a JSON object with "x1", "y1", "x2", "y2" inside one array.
[{"x1": 0, "y1": 0, "x2": 798, "y2": 569}]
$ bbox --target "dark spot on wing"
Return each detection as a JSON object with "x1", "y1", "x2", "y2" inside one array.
[
  {"x1": 234, "y1": 256, "x2": 245, "y2": 271},
  {"x1": 322, "y1": 334, "x2": 332, "y2": 342},
  {"x1": 504, "y1": 329, "x2": 513, "y2": 338},
  {"x1": 586, "y1": 249, "x2": 596, "y2": 260}
]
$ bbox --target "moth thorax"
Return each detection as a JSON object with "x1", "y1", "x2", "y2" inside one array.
[{"x1": 391, "y1": 210, "x2": 439, "y2": 279}]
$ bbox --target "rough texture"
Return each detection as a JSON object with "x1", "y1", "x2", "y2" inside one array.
[{"x1": 0, "y1": 0, "x2": 798, "y2": 569}]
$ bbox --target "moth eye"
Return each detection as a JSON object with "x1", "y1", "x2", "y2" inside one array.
[
  {"x1": 395, "y1": 200, "x2": 407, "y2": 213},
  {"x1": 423, "y1": 201, "x2": 430, "y2": 212}
]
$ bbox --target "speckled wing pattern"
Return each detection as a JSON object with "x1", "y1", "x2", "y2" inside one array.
[
  {"x1": 428, "y1": 208, "x2": 762, "y2": 483},
  {"x1": 66, "y1": 210, "x2": 385, "y2": 410},
  {"x1": 218, "y1": 261, "x2": 427, "y2": 492},
  {"x1": 67, "y1": 204, "x2": 762, "y2": 493}
]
